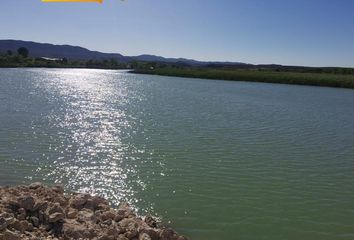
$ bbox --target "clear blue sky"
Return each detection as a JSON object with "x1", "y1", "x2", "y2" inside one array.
[{"x1": 1, "y1": 0, "x2": 354, "y2": 67}]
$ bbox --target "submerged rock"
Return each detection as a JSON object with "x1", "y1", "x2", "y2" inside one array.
[{"x1": 0, "y1": 183, "x2": 188, "y2": 240}]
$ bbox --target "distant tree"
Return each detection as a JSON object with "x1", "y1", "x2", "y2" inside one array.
[
  {"x1": 17, "y1": 47, "x2": 29, "y2": 58},
  {"x1": 130, "y1": 61, "x2": 139, "y2": 69},
  {"x1": 62, "y1": 57, "x2": 68, "y2": 64},
  {"x1": 110, "y1": 58, "x2": 118, "y2": 67},
  {"x1": 86, "y1": 59, "x2": 94, "y2": 67},
  {"x1": 7, "y1": 50, "x2": 13, "y2": 56}
]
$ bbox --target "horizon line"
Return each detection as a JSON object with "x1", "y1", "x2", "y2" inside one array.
[{"x1": 1, "y1": 38, "x2": 352, "y2": 69}]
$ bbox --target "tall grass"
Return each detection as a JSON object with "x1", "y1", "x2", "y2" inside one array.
[{"x1": 133, "y1": 68, "x2": 354, "y2": 89}]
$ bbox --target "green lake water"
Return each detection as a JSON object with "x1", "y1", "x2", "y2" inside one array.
[{"x1": 0, "y1": 68, "x2": 354, "y2": 240}]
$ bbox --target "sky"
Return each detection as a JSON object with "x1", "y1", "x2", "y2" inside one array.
[{"x1": 1, "y1": 0, "x2": 354, "y2": 67}]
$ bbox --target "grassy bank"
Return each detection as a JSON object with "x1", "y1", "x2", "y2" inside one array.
[{"x1": 132, "y1": 68, "x2": 354, "y2": 89}]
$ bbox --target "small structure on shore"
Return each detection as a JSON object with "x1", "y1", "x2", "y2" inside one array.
[{"x1": 39, "y1": 57, "x2": 63, "y2": 61}]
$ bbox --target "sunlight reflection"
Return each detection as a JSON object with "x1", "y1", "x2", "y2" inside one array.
[{"x1": 31, "y1": 69, "x2": 150, "y2": 208}]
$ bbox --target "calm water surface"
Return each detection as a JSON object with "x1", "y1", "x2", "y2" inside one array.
[{"x1": 1, "y1": 68, "x2": 354, "y2": 240}]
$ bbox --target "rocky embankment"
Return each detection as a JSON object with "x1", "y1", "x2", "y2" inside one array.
[{"x1": 0, "y1": 183, "x2": 188, "y2": 240}]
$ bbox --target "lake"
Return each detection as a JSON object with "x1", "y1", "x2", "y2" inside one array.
[{"x1": 1, "y1": 68, "x2": 354, "y2": 240}]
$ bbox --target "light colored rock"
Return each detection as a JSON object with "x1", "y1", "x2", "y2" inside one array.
[
  {"x1": 77, "y1": 209, "x2": 94, "y2": 222},
  {"x1": 33, "y1": 201, "x2": 48, "y2": 211},
  {"x1": 98, "y1": 203, "x2": 110, "y2": 211},
  {"x1": 0, "y1": 213, "x2": 12, "y2": 219},
  {"x1": 62, "y1": 222, "x2": 96, "y2": 239},
  {"x1": 21, "y1": 220, "x2": 33, "y2": 231},
  {"x1": 66, "y1": 209, "x2": 78, "y2": 219},
  {"x1": 98, "y1": 234, "x2": 115, "y2": 240},
  {"x1": 120, "y1": 218, "x2": 138, "y2": 239},
  {"x1": 106, "y1": 225, "x2": 121, "y2": 238},
  {"x1": 114, "y1": 214, "x2": 124, "y2": 222},
  {"x1": 29, "y1": 182, "x2": 43, "y2": 189},
  {"x1": 140, "y1": 228, "x2": 159, "y2": 240},
  {"x1": 17, "y1": 208, "x2": 26, "y2": 220},
  {"x1": 0, "y1": 229, "x2": 20, "y2": 240},
  {"x1": 101, "y1": 210, "x2": 116, "y2": 221},
  {"x1": 9, "y1": 219, "x2": 24, "y2": 232},
  {"x1": 52, "y1": 185, "x2": 64, "y2": 194},
  {"x1": 30, "y1": 216, "x2": 39, "y2": 227},
  {"x1": 176, "y1": 236, "x2": 188, "y2": 240},
  {"x1": 48, "y1": 213, "x2": 65, "y2": 223},
  {"x1": 91, "y1": 196, "x2": 108, "y2": 208},
  {"x1": 117, "y1": 234, "x2": 129, "y2": 240},
  {"x1": 139, "y1": 232, "x2": 152, "y2": 240},
  {"x1": 118, "y1": 202, "x2": 134, "y2": 217},
  {"x1": 70, "y1": 194, "x2": 89, "y2": 209},
  {"x1": 47, "y1": 202, "x2": 64, "y2": 215}
]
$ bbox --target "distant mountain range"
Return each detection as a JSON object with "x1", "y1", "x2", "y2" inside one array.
[{"x1": 0, "y1": 40, "x2": 246, "y2": 66}]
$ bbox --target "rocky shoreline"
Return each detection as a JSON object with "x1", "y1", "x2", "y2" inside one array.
[{"x1": 0, "y1": 183, "x2": 188, "y2": 240}]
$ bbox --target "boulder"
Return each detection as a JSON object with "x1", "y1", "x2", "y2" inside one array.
[
  {"x1": 159, "y1": 228, "x2": 177, "y2": 240},
  {"x1": 9, "y1": 219, "x2": 25, "y2": 233},
  {"x1": 30, "y1": 216, "x2": 39, "y2": 227},
  {"x1": 101, "y1": 210, "x2": 116, "y2": 221},
  {"x1": 21, "y1": 220, "x2": 33, "y2": 231},
  {"x1": 0, "y1": 217, "x2": 7, "y2": 231},
  {"x1": 139, "y1": 232, "x2": 152, "y2": 240},
  {"x1": 47, "y1": 202, "x2": 64, "y2": 215},
  {"x1": 17, "y1": 208, "x2": 26, "y2": 220},
  {"x1": 62, "y1": 222, "x2": 96, "y2": 239},
  {"x1": 66, "y1": 209, "x2": 78, "y2": 219},
  {"x1": 120, "y1": 218, "x2": 138, "y2": 239},
  {"x1": 139, "y1": 228, "x2": 159, "y2": 240},
  {"x1": 33, "y1": 201, "x2": 48, "y2": 212},
  {"x1": 70, "y1": 194, "x2": 90, "y2": 210},
  {"x1": 0, "y1": 229, "x2": 20, "y2": 240},
  {"x1": 117, "y1": 235, "x2": 129, "y2": 240},
  {"x1": 17, "y1": 196, "x2": 35, "y2": 211},
  {"x1": 144, "y1": 216, "x2": 157, "y2": 228},
  {"x1": 48, "y1": 213, "x2": 65, "y2": 223},
  {"x1": 52, "y1": 185, "x2": 64, "y2": 194},
  {"x1": 77, "y1": 209, "x2": 94, "y2": 222},
  {"x1": 29, "y1": 182, "x2": 44, "y2": 190}
]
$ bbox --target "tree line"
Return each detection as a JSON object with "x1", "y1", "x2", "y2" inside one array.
[{"x1": 0, "y1": 47, "x2": 129, "y2": 69}]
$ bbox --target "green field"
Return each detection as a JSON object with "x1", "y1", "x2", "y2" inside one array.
[{"x1": 133, "y1": 68, "x2": 354, "y2": 89}]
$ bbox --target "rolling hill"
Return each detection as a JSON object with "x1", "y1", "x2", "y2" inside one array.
[{"x1": 0, "y1": 39, "x2": 246, "y2": 66}]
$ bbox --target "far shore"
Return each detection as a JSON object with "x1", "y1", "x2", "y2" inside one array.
[
  {"x1": 131, "y1": 68, "x2": 354, "y2": 89},
  {"x1": 1, "y1": 63, "x2": 354, "y2": 89}
]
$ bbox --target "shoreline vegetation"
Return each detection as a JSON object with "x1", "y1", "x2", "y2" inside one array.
[
  {"x1": 0, "y1": 183, "x2": 188, "y2": 240},
  {"x1": 2, "y1": 47, "x2": 354, "y2": 89},
  {"x1": 132, "y1": 67, "x2": 354, "y2": 89},
  {"x1": 0, "y1": 49, "x2": 129, "y2": 70}
]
